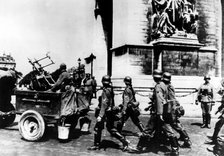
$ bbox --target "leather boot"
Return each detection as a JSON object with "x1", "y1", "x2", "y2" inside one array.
[
  {"x1": 113, "y1": 132, "x2": 129, "y2": 151},
  {"x1": 183, "y1": 138, "x2": 192, "y2": 148},
  {"x1": 211, "y1": 127, "x2": 220, "y2": 144},
  {"x1": 169, "y1": 136, "x2": 179, "y2": 156},
  {"x1": 201, "y1": 114, "x2": 206, "y2": 128},
  {"x1": 180, "y1": 130, "x2": 191, "y2": 148},
  {"x1": 179, "y1": 130, "x2": 188, "y2": 141},
  {"x1": 88, "y1": 133, "x2": 101, "y2": 150},
  {"x1": 206, "y1": 114, "x2": 211, "y2": 129}
]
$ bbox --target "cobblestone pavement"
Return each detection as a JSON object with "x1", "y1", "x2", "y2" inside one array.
[{"x1": 0, "y1": 113, "x2": 223, "y2": 156}]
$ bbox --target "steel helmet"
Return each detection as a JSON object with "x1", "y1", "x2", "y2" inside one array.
[
  {"x1": 86, "y1": 73, "x2": 91, "y2": 78},
  {"x1": 163, "y1": 72, "x2": 171, "y2": 82},
  {"x1": 124, "y1": 76, "x2": 132, "y2": 84},
  {"x1": 60, "y1": 63, "x2": 67, "y2": 70},
  {"x1": 101, "y1": 75, "x2": 111, "y2": 85},
  {"x1": 153, "y1": 69, "x2": 162, "y2": 78},
  {"x1": 204, "y1": 75, "x2": 211, "y2": 80}
]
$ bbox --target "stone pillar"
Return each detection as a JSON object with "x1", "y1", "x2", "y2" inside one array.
[
  {"x1": 196, "y1": 0, "x2": 222, "y2": 77},
  {"x1": 215, "y1": 0, "x2": 222, "y2": 77}
]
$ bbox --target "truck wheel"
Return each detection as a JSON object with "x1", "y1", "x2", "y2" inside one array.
[{"x1": 19, "y1": 110, "x2": 45, "y2": 141}]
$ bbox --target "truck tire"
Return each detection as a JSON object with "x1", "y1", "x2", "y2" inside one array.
[{"x1": 19, "y1": 110, "x2": 45, "y2": 141}]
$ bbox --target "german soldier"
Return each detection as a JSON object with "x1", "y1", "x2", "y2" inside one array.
[
  {"x1": 138, "y1": 69, "x2": 179, "y2": 155},
  {"x1": 207, "y1": 79, "x2": 224, "y2": 144},
  {"x1": 83, "y1": 73, "x2": 97, "y2": 105},
  {"x1": 117, "y1": 76, "x2": 144, "y2": 134},
  {"x1": 88, "y1": 75, "x2": 130, "y2": 151},
  {"x1": 162, "y1": 72, "x2": 191, "y2": 148},
  {"x1": 196, "y1": 75, "x2": 215, "y2": 129},
  {"x1": 49, "y1": 63, "x2": 72, "y2": 92}
]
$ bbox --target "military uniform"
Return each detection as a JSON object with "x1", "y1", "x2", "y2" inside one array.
[
  {"x1": 166, "y1": 82, "x2": 191, "y2": 148},
  {"x1": 117, "y1": 76, "x2": 144, "y2": 133},
  {"x1": 196, "y1": 75, "x2": 215, "y2": 128},
  {"x1": 88, "y1": 75, "x2": 129, "y2": 151},
  {"x1": 210, "y1": 84, "x2": 224, "y2": 143},
  {"x1": 138, "y1": 70, "x2": 179, "y2": 155},
  {"x1": 50, "y1": 69, "x2": 72, "y2": 92},
  {"x1": 83, "y1": 74, "x2": 97, "y2": 105}
]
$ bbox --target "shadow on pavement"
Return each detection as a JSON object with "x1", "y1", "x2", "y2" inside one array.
[
  {"x1": 190, "y1": 122, "x2": 202, "y2": 127},
  {"x1": 100, "y1": 140, "x2": 121, "y2": 151},
  {"x1": 121, "y1": 130, "x2": 139, "y2": 137},
  {"x1": 129, "y1": 138, "x2": 170, "y2": 155}
]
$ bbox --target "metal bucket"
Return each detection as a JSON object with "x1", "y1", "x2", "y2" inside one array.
[{"x1": 58, "y1": 124, "x2": 71, "y2": 140}]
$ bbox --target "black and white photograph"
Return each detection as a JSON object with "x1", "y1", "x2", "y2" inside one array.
[{"x1": 0, "y1": 0, "x2": 224, "y2": 155}]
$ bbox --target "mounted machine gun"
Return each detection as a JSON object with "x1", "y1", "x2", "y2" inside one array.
[{"x1": 19, "y1": 53, "x2": 55, "y2": 91}]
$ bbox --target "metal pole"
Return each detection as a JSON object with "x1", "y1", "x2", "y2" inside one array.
[{"x1": 91, "y1": 61, "x2": 93, "y2": 77}]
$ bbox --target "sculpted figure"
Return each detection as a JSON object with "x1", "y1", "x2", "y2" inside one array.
[{"x1": 150, "y1": 0, "x2": 198, "y2": 39}]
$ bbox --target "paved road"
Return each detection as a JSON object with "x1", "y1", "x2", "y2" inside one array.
[{"x1": 0, "y1": 113, "x2": 223, "y2": 156}]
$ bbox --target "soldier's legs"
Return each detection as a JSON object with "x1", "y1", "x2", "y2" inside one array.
[
  {"x1": 130, "y1": 109, "x2": 144, "y2": 132},
  {"x1": 212, "y1": 117, "x2": 224, "y2": 142},
  {"x1": 106, "y1": 122, "x2": 129, "y2": 151},
  {"x1": 172, "y1": 121, "x2": 191, "y2": 148},
  {"x1": 207, "y1": 103, "x2": 212, "y2": 128},
  {"x1": 143, "y1": 114, "x2": 157, "y2": 136},
  {"x1": 162, "y1": 123, "x2": 179, "y2": 155},
  {"x1": 201, "y1": 103, "x2": 207, "y2": 128},
  {"x1": 204, "y1": 103, "x2": 212, "y2": 129},
  {"x1": 106, "y1": 114, "x2": 130, "y2": 151},
  {"x1": 136, "y1": 114, "x2": 156, "y2": 151},
  {"x1": 88, "y1": 121, "x2": 104, "y2": 150}
]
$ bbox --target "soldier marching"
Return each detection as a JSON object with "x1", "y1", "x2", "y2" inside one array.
[{"x1": 2, "y1": 53, "x2": 224, "y2": 155}]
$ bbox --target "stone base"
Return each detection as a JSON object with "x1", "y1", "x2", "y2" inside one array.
[{"x1": 152, "y1": 32, "x2": 203, "y2": 48}]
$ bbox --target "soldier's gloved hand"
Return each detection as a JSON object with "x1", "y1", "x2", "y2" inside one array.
[{"x1": 97, "y1": 116, "x2": 102, "y2": 122}]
